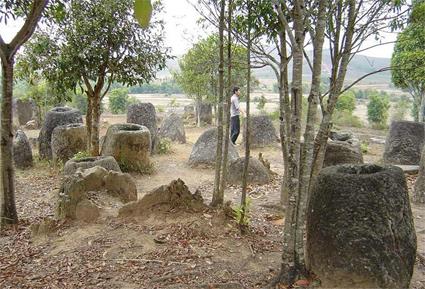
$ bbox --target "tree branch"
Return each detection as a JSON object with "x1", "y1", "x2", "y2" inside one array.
[{"x1": 9, "y1": 0, "x2": 48, "y2": 57}]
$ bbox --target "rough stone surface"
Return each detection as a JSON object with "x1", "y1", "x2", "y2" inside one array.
[
  {"x1": 307, "y1": 164, "x2": 417, "y2": 289},
  {"x1": 16, "y1": 98, "x2": 35, "y2": 126},
  {"x1": 384, "y1": 120, "x2": 425, "y2": 165},
  {"x1": 127, "y1": 103, "x2": 157, "y2": 151},
  {"x1": 75, "y1": 199, "x2": 100, "y2": 223},
  {"x1": 119, "y1": 179, "x2": 204, "y2": 217},
  {"x1": 184, "y1": 105, "x2": 195, "y2": 117},
  {"x1": 57, "y1": 166, "x2": 137, "y2": 219},
  {"x1": 196, "y1": 102, "x2": 212, "y2": 125},
  {"x1": 39, "y1": 107, "x2": 82, "y2": 160},
  {"x1": 63, "y1": 156, "x2": 121, "y2": 176},
  {"x1": 25, "y1": 119, "x2": 38, "y2": 130},
  {"x1": 324, "y1": 138, "x2": 363, "y2": 167},
  {"x1": 159, "y1": 113, "x2": 186, "y2": 143},
  {"x1": 329, "y1": 131, "x2": 352, "y2": 141},
  {"x1": 13, "y1": 130, "x2": 33, "y2": 169},
  {"x1": 242, "y1": 115, "x2": 278, "y2": 147},
  {"x1": 101, "y1": 123, "x2": 152, "y2": 173},
  {"x1": 51, "y1": 123, "x2": 87, "y2": 163},
  {"x1": 227, "y1": 157, "x2": 270, "y2": 185},
  {"x1": 28, "y1": 137, "x2": 38, "y2": 150},
  {"x1": 188, "y1": 128, "x2": 239, "y2": 167},
  {"x1": 414, "y1": 145, "x2": 425, "y2": 203}
]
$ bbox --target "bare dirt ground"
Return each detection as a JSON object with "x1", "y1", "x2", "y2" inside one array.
[{"x1": 1, "y1": 115, "x2": 424, "y2": 289}]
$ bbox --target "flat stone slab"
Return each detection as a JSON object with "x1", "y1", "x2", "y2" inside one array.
[
  {"x1": 370, "y1": 137, "x2": 385, "y2": 144},
  {"x1": 395, "y1": 165, "x2": 420, "y2": 174}
]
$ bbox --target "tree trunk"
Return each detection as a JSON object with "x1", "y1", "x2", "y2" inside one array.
[
  {"x1": 219, "y1": 0, "x2": 233, "y2": 199},
  {"x1": 277, "y1": 30, "x2": 291, "y2": 207},
  {"x1": 277, "y1": 0, "x2": 306, "y2": 283},
  {"x1": 86, "y1": 95, "x2": 93, "y2": 152},
  {"x1": 420, "y1": 92, "x2": 425, "y2": 123},
  {"x1": 296, "y1": 0, "x2": 327, "y2": 270},
  {"x1": 211, "y1": 0, "x2": 226, "y2": 207},
  {"x1": 240, "y1": 0, "x2": 251, "y2": 229},
  {"x1": 195, "y1": 99, "x2": 201, "y2": 127},
  {"x1": 0, "y1": 59, "x2": 17, "y2": 227},
  {"x1": 90, "y1": 93, "x2": 101, "y2": 156}
]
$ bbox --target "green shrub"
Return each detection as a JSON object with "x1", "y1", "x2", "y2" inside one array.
[
  {"x1": 361, "y1": 141, "x2": 369, "y2": 154},
  {"x1": 108, "y1": 88, "x2": 139, "y2": 114},
  {"x1": 256, "y1": 94, "x2": 267, "y2": 111},
  {"x1": 333, "y1": 110, "x2": 363, "y2": 128},
  {"x1": 233, "y1": 197, "x2": 252, "y2": 226},
  {"x1": 268, "y1": 109, "x2": 280, "y2": 121},
  {"x1": 392, "y1": 96, "x2": 411, "y2": 121},
  {"x1": 157, "y1": 105, "x2": 165, "y2": 113},
  {"x1": 169, "y1": 97, "x2": 179, "y2": 108},
  {"x1": 335, "y1": 91, "x2": 356, "y2": 113},
  {"x1": 367, "y1": 94, "x2": 390, "y2": 129},
  {"x1": 156, "y1": 138, "x2": 172, "y2": 155},
  {"x1": 73, "y1": 151, "x2": 91, "y2": 160}
]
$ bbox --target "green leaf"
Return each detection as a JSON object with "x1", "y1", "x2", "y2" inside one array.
[{"x1": 134, "y1": 0, "x2": 152, "y2": 28}]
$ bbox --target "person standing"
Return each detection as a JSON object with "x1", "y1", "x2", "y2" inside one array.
[{"x1": 230, "y1": 86, "x2": 244, "y2": 145}]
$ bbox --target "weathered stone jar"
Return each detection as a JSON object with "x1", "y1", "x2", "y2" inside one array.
[
  {"x1": 242, "y1": 115, "x2": 278, "y2": 147},
  {"x1": 101, "y1": 123, "x2": 152, "y2": 173},
  {"x1": 63, "y1": 156, "x2": 121, "y2": 176},
  {"x1": 307, "y1": 164, "x2": 416, "y2": 289},
  {"x1": 51, "y1": 123, "x2": 87, "y2": 163},
  {"x1": 383, "y1": 120, "x2": 425, "y2": 165},
  {"x1": 127, "y1": 103, "x2": 157, "y2": 151},
  {"x1": 38, "y1": 107, "x2": 82, "y2": 160},
  {"x1": 188, "y1": 128, "x2": 238, "y2": 167}
]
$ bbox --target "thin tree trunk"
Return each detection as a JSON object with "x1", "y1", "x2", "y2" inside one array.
[
  {"x1": 278, "y1": 30, "x2": 291, "y2": 207},
  {"x1": 296, "y1": 0, "x2": 327, "y2": 270},
  {"x1": 86, "y1": 95, "x2": 93, "y2": 152},
  {"x1": 219, "y1": 0, "x2": 233, "y2": 200},
  {"x1": 240, "y1": 0, "x2": 251, "y2": 230},
  {"x1": 0, "y1": 60, "x2": 17, "y2": 227},
  {"x1": 90, "y1": 93, "x2": 101, "y2": 156},
  {"x1": 420, "y1": 92, "x2": 425, "y2": 123},
  {"x1": 277, "y1": 0, "x2": 306, "y2": 283},
  {"x1": 211, "y1": 0, "x2": 226, "y2": 207}
]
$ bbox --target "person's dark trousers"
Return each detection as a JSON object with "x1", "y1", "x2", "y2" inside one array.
[{"x1": 230, "y1": 115, "x2": 240, "y2": 144}]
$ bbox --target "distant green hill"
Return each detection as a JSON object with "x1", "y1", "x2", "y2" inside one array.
[{"x1": 163, "y1": 50, "x2": 392, "y2": 86}]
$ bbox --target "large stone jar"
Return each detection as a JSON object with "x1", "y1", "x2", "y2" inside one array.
[
  {"x1": 307, "y1": 164, "x2": 416, "y2": 289},
  {"x1": 383, "y1": 120, "x2": 425, "y2": 165},
  {"x1": 38, "y1": 107, "x2": 82, "y2": 160},
  {"x1": 127, "y1": 103, "x2": 157, "y2": 151},
  {"x1": 51, "y1": 123, "x2": 87, "y2": 163},
  {"x1": 101, "y1": 123, "x2": 152, "y2": 173}
]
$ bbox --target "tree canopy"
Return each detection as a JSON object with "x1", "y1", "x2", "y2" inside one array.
[
  {"x1": 392, "y1": 2, "x2": 425, "y2": 121},
  {"x1": 17, "y1": 0, "x2": 171, "y2": 155},
  {"x1": 174, "y1": 34, "x2": 253, "y2": 103}
]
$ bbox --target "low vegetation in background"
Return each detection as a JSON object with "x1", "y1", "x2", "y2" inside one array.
[
  {"x1": 108, "y1": 88, "x2": 139, "y2": 114},
  {"x1": 129, "y1": 79, "x2": 182, "y2": 95},
  {"x1": 73, "y1": 151, "x2": 91, "y2": 160},
  {"x1": 255, "y1": 94, "x2": 267, "y2": 112},
  {"x1": 333, "y1": 91, "x2": 363, "y2": 128},
  {"x1": 392, "y1": 95, "x2": 412, "y2": 121},
  {"x1": 156, "y1": 138, "x2": 172, "y2": 155},
  {"x1": 333, "y1": 111, "x2": 363, "y2": 128},
  {"x1": 367, "y1": 93, "x2": 390, "y2": 129},
  {"x1": 361, "y1": 141, "x2": 369, "y2": 154}
]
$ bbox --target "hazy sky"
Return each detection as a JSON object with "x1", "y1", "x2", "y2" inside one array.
[{"x1": 1, "y1": 0, "x2": 397, "y2": 58}]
